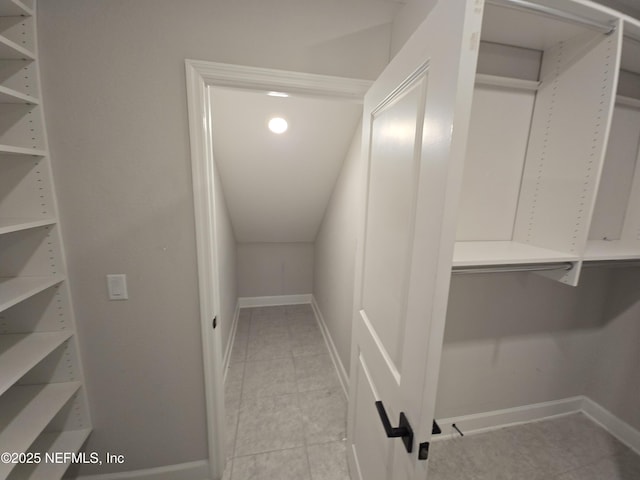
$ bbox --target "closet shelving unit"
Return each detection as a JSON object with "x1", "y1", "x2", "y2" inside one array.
[
  {"x1": 453, "y1": 0, "x2": 623, "y2": 285},
  {"x1": 0, "y1": 1, "x2": 92, "y2": 479},
  {"x1": 586, "y1": 22, "x2": 640, "y2": 261}
]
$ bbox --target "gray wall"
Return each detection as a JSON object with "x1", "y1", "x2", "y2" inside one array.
[
  {"x1": 237, "y1": 243, "x2": 314, "y2": 298},
  {"x1": 588, "y1": 268, "x2": 640, "y2": 432},
  {"x1": 436, "y1": 269, "x2": 612, "y2": 418},
  {"x1": 214, "y1": 161, "x2": 238, "y2": 361},
  {"x1": 313, "y1": 122, "x2": 363, "y2": 375},
  {"x1": 37, "y1": 0, "x2": 394, "y2": 474}
]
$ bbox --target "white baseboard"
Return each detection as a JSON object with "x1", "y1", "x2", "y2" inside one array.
[
  {"x1": 311, "y1": 296, "x2": 349, "y2": 397},
  {"x1": 434, "y1": 396, "x2": 640, "y2": 456},
  {"x1": 582, "y1": 397, "x2": 640, "y2": 455},
  {"x1": 434, "y1": 396, "x2": 584, "y2": 439},
  {"x1": 238, "y1": 294, "x2": 312, "y2": 308},
  {"x1": 223, "y1": 300, "x2": 240, "y2": 383},
  {"x1": 74, "y1": 460, "x2": 210, "y2": 480}
]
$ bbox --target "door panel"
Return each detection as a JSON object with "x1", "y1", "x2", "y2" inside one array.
[
  {"x1": 362, "y1": 79, "x2": 425, "y2": 370},
  {"x1": 347, "y1": 1, "x2": 483, "y2": 479}
]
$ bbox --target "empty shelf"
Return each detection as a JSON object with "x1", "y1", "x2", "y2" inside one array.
[
  {"x1": 0, "y1": 0, "x2": 32, "y2": 16},
  {"x1": 0, "y1": 85, "x2": 38, "y2": 104},
  {"x1": 0, "y1": 382, "x2": 81, "y2": 478},
  {"x1": 585, "y1": 240, "x2": 640, "y2": 261},
  {"x1": 0, "y1": 275, "x2": 65, "y2": 313},
  {"x1": 0, "y1": 144, "x2": 46, "y2": 156},
  {"x1": 0, "y1": 218, "x2": 56, "y2": 235},
  {"x1": 0, "y1": 332, "x2": 73, "y2": 396},
  {"x1": 453, "y1": 241, "x2": 579, "y2": 267},
  {"x1": 7, "y1": 428, "x2": 92, "y2": 480},
  {"x1": 0, "y1": 34, "x2": 34, "y2": 59}
]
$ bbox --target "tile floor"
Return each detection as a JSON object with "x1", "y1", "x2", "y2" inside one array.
[
  {"x1": 223, "y1": 304, "x2": 351, "y2": 480},
  {"x1": 223, "y1": 305, "x2": 640, "y2": 480},
  {"x1": 430, "y1": 413, "x2": 640, "y2": 480}
]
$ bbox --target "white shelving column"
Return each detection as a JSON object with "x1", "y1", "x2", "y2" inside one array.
[{"x1": 0, "y1": 1, "x2": 92, "y2": 479}]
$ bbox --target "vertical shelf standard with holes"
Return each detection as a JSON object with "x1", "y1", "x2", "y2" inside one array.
[{"x1": 0, "y1": 1, "x2": 92, "y2": 479}]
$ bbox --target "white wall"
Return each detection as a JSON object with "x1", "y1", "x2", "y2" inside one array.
[
  {"x1": 313, "y1": 122, "x2": 363, "y2": 374},
  {"x1": 237, "y1": 243, "x2": 314, "y2": 298},
  {"x1": 37, "y1": 0, "x2": 395, "y2": 475},
  {"x1": 588, "y1": 268, "x2": 640, "y2": 432},
  {"x1": 435, "y1": 269, "x2": 611, "y2": 419},
  {"x1": 214, "y1": 160, "x2": 238, "y2": 362}
]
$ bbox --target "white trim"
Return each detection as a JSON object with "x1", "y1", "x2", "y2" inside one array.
[
  {"x1": 433, "y1": 397, "x2": 584, "y2": 439},
  {"x1": 74, "y1": 460, "x2": 210, "y2": 480},
  {"x1": 223, "y1": 300, "x2": 241, "y2": 382},
  {"x1": 433, "y1": 396, "x2": 640, "y2": 457},
  {"x1": 582, "y1": 397, "x2": 640, "y2": 455},
  {"x1": 184, "y1": 60, "x2": 371, "y2": 102},
  {"x1": 311, "y1": 296, "x2": 350, "y2": 397},
  {"x1": 238, "y1": 294, "x2": 312, "y2": 307}
]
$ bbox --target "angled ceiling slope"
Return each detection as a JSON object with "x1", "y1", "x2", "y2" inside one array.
[{"x1": 210, "y1": 87, "x2": 362, "y2": 243}]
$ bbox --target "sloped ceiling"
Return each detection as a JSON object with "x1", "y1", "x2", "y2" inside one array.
[{"x1": 210, "y1": 87, "x2": 362, "y2": 243}]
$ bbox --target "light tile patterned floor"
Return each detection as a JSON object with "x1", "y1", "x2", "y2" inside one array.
[
  {"x1": 224, "y1": 305, "x2": 640, "y2": 479},
  {"x1": 223, "y1": 305, "x2": 351, "y2": 480},
  {"x1": 430, "y1": 413, "x2": 640, "y2": 480}
]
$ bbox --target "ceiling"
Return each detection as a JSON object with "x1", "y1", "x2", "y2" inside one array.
[{"x1": 210, "y1": 87, "x2": 362, "y2": 243}]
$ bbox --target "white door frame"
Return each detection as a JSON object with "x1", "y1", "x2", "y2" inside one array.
[{"x1": 184, "y1": 59, "x2": 371, "y2": 479}]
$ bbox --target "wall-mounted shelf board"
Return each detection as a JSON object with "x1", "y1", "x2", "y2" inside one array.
[
  {"x1": 7, "y1": 428, "x2": 92, "y2": 480},
  {"x1": 584, "y1": 241, "x2": 640, "y2": 260},
  {"x1": 453, "y1": 241, "x2": 579, "y2": 267},
  {"x1": 0, "y1": 84, "x2": 37, "y2": 104},
  {"x1": 0, "y1": 0, "x2": 32, "y2": 17},
  {"x1": 0, "y1": 275, "x2": 65, "y2": 313},
  {"x1": 0, "y1": 218, "x2": 56, "y2": 235},
  {"x1": 0, "y1": 332, "x2": 73, "y2": 396},
  {"x1": 0, "y1": 381, "x2": 81, "y2": 478},
  {"x1": 0, "y1": 34, "x2": 33, "y2": 60},
  {"x1": 0, "y1": 144, "x2": 45, "y2": 156}
]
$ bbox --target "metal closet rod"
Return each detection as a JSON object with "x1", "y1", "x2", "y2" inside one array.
[
  {"x1": 487, "y1": 0, "x2": 617, "y2": 35},
  {"x1": 452, "y1": 262, "x2": 574, "y2": 275}
]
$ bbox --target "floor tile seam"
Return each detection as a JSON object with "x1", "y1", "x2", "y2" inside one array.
[
  {"x1": 230, "y1": 360, "x2": 248, "y2": 459},
  {"x1": 230, "y1": 444, "x2": 309, "y2": 461}
]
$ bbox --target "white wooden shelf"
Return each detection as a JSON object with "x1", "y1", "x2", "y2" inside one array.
[
  {"x1": 0, "y1": 382, "x2": 81, "y2": 478},
  {"x1": 584, "y1": 240, "x2": 640, "y2": 261},
  {"x1": 0, "y1": 332, "x2": 73, "y2": 397},
  {"x1": 0, "y1": 0, "x2": 32, "y2": 17},
  {"x1": 475, "y1": 73, "x2": 540, "y2": 91},
  {"x1": 0, "y1": 144, "x2": 46, "y2": 156},
  {"x1": 453, "y1": 241, "x2": 579, "y2": 267},
  {"x1": 0, "y1": 84, "x2": 38, "y2": 104},
  {"x1": 7, "y1": 428, "x2": 92, "y2": 480},
  {"x1": 0, "y1": 218, "x2": 56, "y2": 235},
  {"x1": 0, "y1": 33, "x2": 34, "y2": 60},
  {"x1": 0, "y1": 275, "x2": 65, "y2": 313}
]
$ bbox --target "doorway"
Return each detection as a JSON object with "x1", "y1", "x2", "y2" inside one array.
[{"x1": 185, "y1": 60, "x2": 370, "y2": 479}]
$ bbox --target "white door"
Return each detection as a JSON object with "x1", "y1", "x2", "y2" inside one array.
[{"x1": 346, "y1": 1, "x2": 483, "y2": 479}]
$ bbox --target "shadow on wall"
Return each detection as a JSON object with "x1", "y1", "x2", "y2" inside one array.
[{"x1": 444, "y1": 268, "x2": 614, "y2": 343}]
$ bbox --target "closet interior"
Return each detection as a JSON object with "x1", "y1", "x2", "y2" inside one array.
[{"x1": 433, "y1": 0, "x2": 640, "y2": 463}]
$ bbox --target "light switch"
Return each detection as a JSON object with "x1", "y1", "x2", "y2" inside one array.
[{"x1": 107, "y1": 274, "x2": 128, "y2": 300}]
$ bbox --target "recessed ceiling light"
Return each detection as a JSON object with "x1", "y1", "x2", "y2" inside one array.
[
  {"x1": 268, "y1": 117, "x2": 288, "y2": 134},
  {"x1": 268, "y1": 91, "x2": 289, "y2": 97}
]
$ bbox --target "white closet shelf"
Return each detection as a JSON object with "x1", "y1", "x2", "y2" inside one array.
[
  {"x1": 0, "y1": 33, "x2": 34, "y2": 60},
  {"x1": 0, "y1": 332, "x2": 73, "y2": 397},
  {"x1": 0, "y1": 0, "x2": 32, "y2": 17},
  {"x1": 0, "y1": 275, "x2": 65, "y2": 313},
  {"x1": 0, "y1": 217, "x2": 56, "y2": 235},
  {"x1": 0, "y1": 144, "x2": 46, "y2": 156},
  {"x1": 0, "y1": 381, "x2": 81, "y2": 478},
  {"x1": 0, "y1": 84, "x2": 38, "y2": 104},
  {"x1": 7, "y1": 428, "x2": 92, "y2": 480},
  {"x1": 475, "y1": 73, "x2": 540, "y2": 91},
  {"x1": 584, "y1": 240, "x2": 640, "y2": 261},
  {"x1": 453, "y1": 241, "x2": 579, "y2": 267},
  {"x1": 617, "y1": 95, "x2": 640, "y2": 109}
]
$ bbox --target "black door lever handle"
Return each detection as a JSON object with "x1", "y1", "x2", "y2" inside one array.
[{"x1": 375, "y1": 400, "x2": 413, "y2": 453}]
